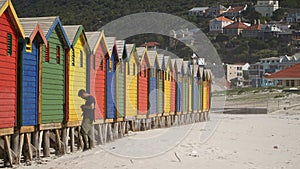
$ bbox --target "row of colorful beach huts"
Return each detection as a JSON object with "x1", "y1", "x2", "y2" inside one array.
[{"x1": 0, "y1": 0, "x2": 212, "y2": 166}]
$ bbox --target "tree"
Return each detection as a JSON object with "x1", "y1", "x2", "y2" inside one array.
[
  {"x1": 271, "y1": 8, "x2": 286, "y2": 21},
  {"x1": 241, "y1": 4, "x2": 263, "y2": 22}
]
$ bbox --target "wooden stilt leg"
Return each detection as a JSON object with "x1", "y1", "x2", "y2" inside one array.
[
  {"x1": 32, "y1": 131, "x2": 39, "y2": 158},
  {"x1": 4, "y1": 136, "x2": 13, "y2": 167},
  {"x1": 12, "y1": 132, "x2": 19, "y2": 159},
  {"x1": 38, "y1": 131, "x2": 43, "y2": 158},
  {"x1": 70, "y1": 127, "x2": 75, "y2": 152},
  {"x1": 17, "y1": 134, "x2": 24, "y2": 164},
  {"x1": 77, "y1": 127, "x2": 83, "y2": 150},
  {"x1": 55, "y1": 129, "x2": 62, "y2": 155},
  {"x1": 61, "y1": 128, "x2": 67, "y2": 155},
  {"x1": 25, "y1": 133, "x2": 33, "y2": 161},
  {"x1": 43, "y1": 130, "x2": 50, "y2": 157},
  {"x1": 103, "y1": 124, "x2": 108, "y2": 144}
]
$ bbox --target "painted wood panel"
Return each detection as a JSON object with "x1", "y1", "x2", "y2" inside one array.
[
  {"x1": 193, "y1": 79, "x2": 198, "y2": 112},
  {"x1": 40, "y1": 27, "x2": 66, "y2": 124},
  {"x1": 0, "y1": 9, "x2": 20, "y2": 129},
  {"x1": 106, "y1": 46, "x2": 118, "y2": 119},
  {"x1": 125, "y1": 61, "x2": 138, "y2": 118},
  {"x1": 68, "y1": 33, "x2": 87, "y2": 123},
  {"x1": 157, "y1": 70, "x2": 163, "y2": 114},
  {"x1": 188, "y1": 76, "x2": 192, "y2": 113},
  {"x1": 171, "y1": 69, "x2": 176, "y2": 114},
  {"x1": 149, "y1": 75, "x2": 157, "y2": 115},
  {"x1": 198, "y1": 81, "x2": 203, "y2": 112},
  {"x1": 176, "y1": 82, "x2": 182, "y2": 113},
  {"x1": 183, "y1": 76, "x2": 189, "y2": 113},
  {"x1": 88, "y1": 32, "x2": 108, "y2": 120},
  {"x1": 125, "y1": 45, "x2": 138, "y2": 118},
  {"x1": 117, "y1": 60, "x2": 125, "y2": 118},
  {"x1": 18, "y1": 38, "x2": 40, "y2": 126},
  {"x1": 137, "y1": 50, "x2": 149, "y2": 117}
]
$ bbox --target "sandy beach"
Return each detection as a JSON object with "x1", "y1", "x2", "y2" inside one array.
[{"x1": 16, "y1": 98, "x2": 300, "y2": 169}]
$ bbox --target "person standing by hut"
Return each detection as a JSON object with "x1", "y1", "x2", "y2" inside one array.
[{"x1": 78, "y1": 89, "x2": 95, "y2": 151}]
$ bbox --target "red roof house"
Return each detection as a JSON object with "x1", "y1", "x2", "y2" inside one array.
[
  {"x1": 266, "y1": 63, "x2": 300, "y2": 87},
  {"x1": 223, "y1": 20, "x2": 249, "y2": 35},
  {"x1": 243, "y1": 20, "x2": 263, "y2": 38}
]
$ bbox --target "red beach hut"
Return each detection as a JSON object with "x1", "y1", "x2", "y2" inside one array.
[{"x1": 0, "y1": 0, "x2": 25, "y2": 132}]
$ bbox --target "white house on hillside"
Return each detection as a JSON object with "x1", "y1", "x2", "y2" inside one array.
[
  {"x1": 286, "y1": 12, "x2": 300, "y2": 23},
  {"x1": 255, "y1": 0, "x2": 279, "y2": 17},
  {"x1": 209, "y1": 16, "x2": 234, "y2": 33},
  {"x1": 189, "y1": 7, "x2": 209, "y2": 16},
  {"x1": 225, "y1": 63, "x2": 250, "y2": 87},
  {"x1": 223, "y1": 5, "x2": 247, "y2": 18}
]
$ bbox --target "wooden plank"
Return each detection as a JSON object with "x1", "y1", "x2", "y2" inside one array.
[
  {"x1": 25, "y1": 133, "x2": 33, "y2": 161},
  {"x1": 61, "y1": 128, "x2": 67, "y2": 154},
  {"x1": 70, "y1": 127, "x2": 75, "y2": 152},
  {"x1": 55, "y1": 129, "x2": 62, "y2": 155},
  {"x1": 105, "y1": 119, "x2": 114, "y2": 123},
  {"x1": 0, "y1": 128, "x2": 14, "y2": 136},
  {"x1": 116, "y1": 117, "x2": 123, "y2": 122},
  {"x1": 136, "y1": 115, "x2": 147, "y2": 119},
  {"x1": 67, "y1": 121, "x2": 81, "y2": 127},
  {"x1": 43, "y1": 130, "x2": 50, "y2": 157},
  {"x1": 32, "y1": 131, "x2": 39, "y2": 158},
  {"x1": 4, "y1": 136, "x2": 13, "y2": 167},
  {"x1": 20, "y1": 126, "x2": 36, "y2": 133},
  {"x1": 148, "y1": 114, "x2": 156, "y2": 118},
  {"x1": 17, "y1": 133, "x2": 24, "y2": 164},
  {"x1": 93, "y1": 119, "x2": 104, "y2": 124},
  {"x1": 39, "y1": 123, "x2": 62, "y2": 130}
]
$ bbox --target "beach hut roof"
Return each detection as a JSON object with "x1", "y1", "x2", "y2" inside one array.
[
  {"x1": 136, "y1": 47, "x2": 146, "y2": 61},
  {"x1": 19, "y1": 16, "x2": 70, "y2": 48},
  {"x1": 157, "y1": 54, "x2": 164, "y2": 69},
  {"x1": 0, "y1": 0, "x2": 25, "y2": 38},
  {"x1": 63, "y1": 25, "x2": 81, "y2": 44},
  {"x1": 148, "y1": 50, "x2": 159, "y2": 69},
  {"x1": 19, "y1": 19, "x2": 47, "y2": 45},
  {"x1": 85, "y1": 31, "x2": 108, "y2": 55},
  {"x1": 105, "y1": 37, "x2": 116, "y2": 54},
  {"x1": 116, "y1": 40, "x2": 126, "y2": 60},
  {"x1": 125, "y1": 44, "x2": 139, "y2": 63},
  {"x1": 163, "y1": 55, "x2": 172, "y2": 71},
  {"x1": 63, "y1": 25, "x2": 90, "y2": 52},
  {"x1": 183, "y1": 61, "x2": 191, "y2": 75},
  {"x1": 172, "y1": 59, "x2": 183, "y2": 73}
]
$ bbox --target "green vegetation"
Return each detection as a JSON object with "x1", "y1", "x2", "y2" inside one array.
[{"x1": 12, "y1": 0, "x2": 300, "y2": 63}]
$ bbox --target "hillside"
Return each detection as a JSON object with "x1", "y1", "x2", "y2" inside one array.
[{"x1": 12, "y1": 0, "x2": 300, "y2": 63}]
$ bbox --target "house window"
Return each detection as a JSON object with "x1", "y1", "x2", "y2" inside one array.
[
  {"x1": 45, "y1": 43, "x2": 50, "y2": 62},
  {"x1": 109, "y1": 58, "x2": 112, "y2": 72},
  {"x1": 286, "y1": 80, "x2": 290, "y2": 86},
  {"x1": 119, "y1": 62, "x2": 122, "y2": 73},
  {"x1": 127, "y1": 63, "x2": 130, "y2": 75},
  {"x1": 133, "y1": 63, "x2": 135, "y2": 75},
  {"x1": 165, "y1": 72, "x2": 167, "y2": 80},
  {"x1": 291, "y1": 80, "x2": 295, "y2": 87},
  {"x1": 139, "y1": 65, "x2": 142, "y2": 76},
  {"x1": 80, "y1": 50, "x2": 83, "y2": 67},
  {"x1": 158, "y1": 70, "x2": 161, "y2": 79},
  {"x1": 56, "y1": 46, "x2": 60, "y2": 64},
  {"x1": 93, "y1": 55, "x2": 96, "y2": 70},
  {"x1": 7, "y1": 33, "x2": 12, "y2": 56},
  {"x1": 72, "y1": 49, "x2": 75, "y2": 66},
  {"x1": 100, "y1": 56, "x2": 103, "y2": 70},
  {"x1": 25, "y1": 38, "x2": 32, "y2": 53}
]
